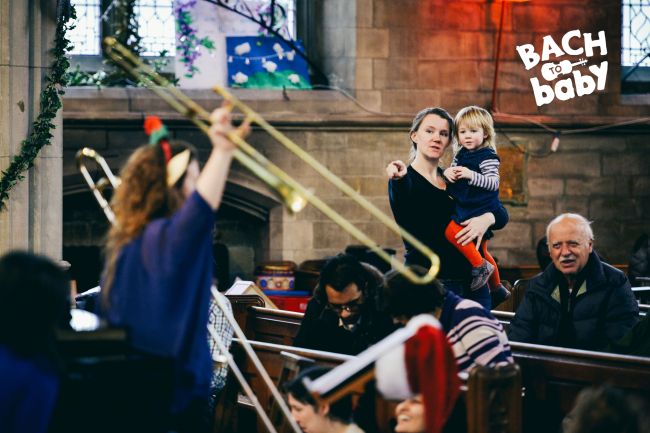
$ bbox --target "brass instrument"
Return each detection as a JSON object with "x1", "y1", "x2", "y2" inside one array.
[
  {"x1": 76, "y1": 147, "x2": 121, "y2": 224},
  {"x1": 102, "y1": 36, "x2": 440, "y2": 285},
  {"x1": 209, "y1": 288, "x2": 302, "y2": 433}
]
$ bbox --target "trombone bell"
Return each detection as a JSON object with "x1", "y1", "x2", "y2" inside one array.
[{"x1": 76, "y1": 147, "x2": 121, "y2": 225}]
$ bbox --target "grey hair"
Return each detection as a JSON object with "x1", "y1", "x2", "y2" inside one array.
[{"x1": 546, "y1": 213, "x2": 594, "y2": 242}]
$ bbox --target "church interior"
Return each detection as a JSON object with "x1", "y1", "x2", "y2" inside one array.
[{"x1": 1, "y1": 0, "x2": 650, "y2": 432}]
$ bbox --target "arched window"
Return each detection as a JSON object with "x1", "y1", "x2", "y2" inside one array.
[{"x1": 621, "y1": 1, "x2": 650, "y2": 93}]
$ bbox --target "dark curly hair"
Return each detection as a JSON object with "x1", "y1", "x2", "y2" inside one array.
[{"x1": 313, "y1": 254, "x2": 374, "y2": 305}]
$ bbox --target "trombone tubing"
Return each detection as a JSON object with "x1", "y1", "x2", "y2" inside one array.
[
  {"x1": 103, "y1": 36, "x2": 440, "y2": 285},
  {"x1": 219, "y1": 86, "x2": 440, "y2": 285},
  {"x1": 76, "y1": 147, "x2": 118, "y2": 224},
  {"x1": 211, "y1": 288, "x2": 303, "y2": 433}
]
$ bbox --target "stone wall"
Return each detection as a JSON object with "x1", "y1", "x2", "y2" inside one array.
[
  {"x1": 63, "y1": 89, "x2": 650, "y2": 279},
  {"x1": 61, "y1": 0, "x2": 650, "y2": 282},
  {"x1": 349, "y1": 0, "x2": 650, "y2": 117}
]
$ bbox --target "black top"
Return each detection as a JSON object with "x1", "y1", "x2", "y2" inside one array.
[
  {"x1": 388, "y1": 165, "x2": 508, "y2": 280},
  {"x1": 509, "y1": 251, "x2": 640, "y2": 350},
  {"x1": 293, "y1": 266, "x2": 396, "y2": 356}
]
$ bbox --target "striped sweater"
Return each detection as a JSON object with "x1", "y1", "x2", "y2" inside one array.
[{"x1": 439, "y1": 291, "x2": 513, "y2": 372}]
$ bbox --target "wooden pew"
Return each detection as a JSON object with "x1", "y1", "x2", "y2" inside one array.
[
  {"x1": 222, "y1": 300, "x2": 523, "y2": 433},
  {"x1": 228, "y1": 301, "x2": 650, "y2": 433},
  {"x1": 53, "y1": 328, "x2": 175, "y2": 433},
  {"x1": 510, "y1": 341, "x2": 650, "y2": 433},
  {"x1": 223, "y1": 338, "x2": 522, "y2": 433}
]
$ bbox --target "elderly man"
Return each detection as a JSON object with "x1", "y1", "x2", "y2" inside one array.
[
  {"x1": 294, "y1": 254, "x2": 396, "y2": 355},
  {"x1": 509, "y1": 213, "x2": 639, "y2": 350}
]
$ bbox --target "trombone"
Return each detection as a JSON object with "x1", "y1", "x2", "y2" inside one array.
[
  {"x1": 102, "y1": 36, "x2": 440, "y2": 285},
  {"x1": 76, "y1": 147, "x2": 121, "y2": 224},
  {"x1": 75, "y1": 152, "x2": 302, "y2": 433}
]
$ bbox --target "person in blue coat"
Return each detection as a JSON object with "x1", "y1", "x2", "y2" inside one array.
[
  {"x1": 99, "y1": 104, "x2": 247, "y2": 432},
  {"x1": 0, "y1": 251, "x2": 70, "y2": 433},
  {"x1": 509, "y1": 213, "x2": 639, "y2": 350}
]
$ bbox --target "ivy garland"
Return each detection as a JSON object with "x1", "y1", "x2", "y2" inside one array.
[
  {"x1": 175, "y1": 0, "x2": 215, "y2": 78},
  {"x1": 0, "y1": 6, "x2": 76, "y2": 210}
]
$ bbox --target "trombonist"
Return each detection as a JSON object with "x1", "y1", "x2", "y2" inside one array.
[{"x1": 98, "y1": 104, "x2": 248, "y2": 432}]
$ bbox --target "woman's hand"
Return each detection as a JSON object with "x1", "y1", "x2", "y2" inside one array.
[
  {"x1": 208, "y1": 101, "x2": 250, "y2": 152},
  {"x1": 198, "y1": 102, "x2": 250, "y2": 210},
  {"x1": 386, "y1": 160, "x2": 407, "y2": 179},
  {"x1": 455, "y1": 212, "x2": 496, "y2": 247}
]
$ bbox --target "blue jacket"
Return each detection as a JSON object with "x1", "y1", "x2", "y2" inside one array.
[
  {"x1": 508, "y1": 251, "x2": 639, "y2": 350},
  {"x1": 0, "y1": 346, "x2": 58, "y2": 433},
  {"x1": 101, "y1": 191, "x2": 216, "y2": 413}
]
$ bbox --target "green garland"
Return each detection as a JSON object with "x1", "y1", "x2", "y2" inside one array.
[{"x1": 0, "y1": 7, "x2": 76, "y2": 210}]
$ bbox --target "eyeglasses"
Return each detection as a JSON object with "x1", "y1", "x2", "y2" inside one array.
[{"x1": 326, "y1": 296, "x2": 363, "y2": 314}]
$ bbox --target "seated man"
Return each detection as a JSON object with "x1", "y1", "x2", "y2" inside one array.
[
  {"x1": 383, "y1": 267, "x2": 513, "y2": 373},
  {"x1": 509, "y1": 213, "x2": 639, "y2": 350},
  {"x1": 294, "y1": 254, "x2": 396, "y2": 355}
]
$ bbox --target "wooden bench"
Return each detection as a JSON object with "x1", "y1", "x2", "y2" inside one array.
[
  {"x1": 226, "y1": 299, "x2": 650, "y2": 433},
  {"x1": 510, "y1": 341, "x2": 650, "y2": 433},
  {"x1": 54, "y1": 328, "x2": 175, "y2": 433},
  {"x1": 221, "y1": 338, "x2": 521, "y2": 433}
]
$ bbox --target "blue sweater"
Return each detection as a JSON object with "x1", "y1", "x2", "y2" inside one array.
[
  {"x1": 0, "y1": 346, "x2": 59, "y2": 433},
  {"x1": 447, "y1": 147, "x2": 501, "y2": 223},
  {"x1": 101, "y1": 191, "x2": 216, "y2": 413}
]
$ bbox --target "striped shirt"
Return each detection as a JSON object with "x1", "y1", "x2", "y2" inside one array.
[
  {"x1": 439, "y1": 291, "x2": 513, "y2": 372},
  {"x1": 451, "y1": 157, "x2": 500, "y2": 191}
]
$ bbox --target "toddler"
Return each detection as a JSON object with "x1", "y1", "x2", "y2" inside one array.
[{"x1": 443, "y1": 106, "x2": 510, "y2": 303}]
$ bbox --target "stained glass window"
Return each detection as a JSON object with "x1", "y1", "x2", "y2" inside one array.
[{"x1": 622, "y1": 1, "x2": 650, "y2": 67}]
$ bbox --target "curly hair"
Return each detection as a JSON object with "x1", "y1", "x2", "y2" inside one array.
[{"x1": 102, "y1": 141, "x2": 197, "y2": 302}]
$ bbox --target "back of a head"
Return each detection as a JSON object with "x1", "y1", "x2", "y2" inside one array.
[
  {"x1": 536, "y1": 237, "x2": 552, "y2": 270},
  {"x1": 383, "y1": 267, "x2": 446, "y2": 320},
  {"x1": 111, "y1": 140, "x2": 198, "y2": 236},
  {"x1": 315, "y1": 253, "x2": 369, "y2": 303},
  {"x1": 564, "y1": 386, "x2": 650, "y2": 433},
  {"x1": 285, "y1": 365, "x2": 354, "y2": 424},
  {"x1": 0, "y1": 251, "x2": 70, "y2": 359}
]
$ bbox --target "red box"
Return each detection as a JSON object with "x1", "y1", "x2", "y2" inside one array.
[{"x1": 267, "y1": 295, "x2": 310, "y2": 313}]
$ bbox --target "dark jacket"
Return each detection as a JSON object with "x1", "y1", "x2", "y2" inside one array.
[
  {"x1": 508, "y1": 251, "x2": 639, "y2": 351},
  {"x1": 628, "y1": 233, "x2": 649, "y2": 284},
  {"x1": 293, "y1": 264, "x2": 396, "y2": 355},
  {"x1": 607, "y1": 313, "x2": 650, "y2": 357}
]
